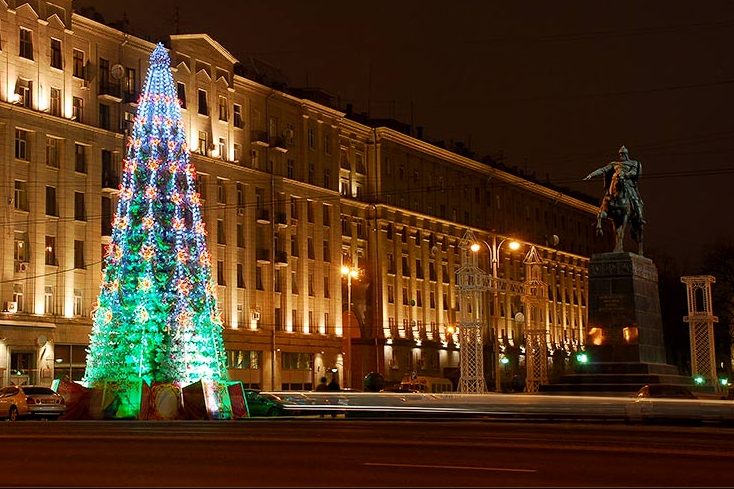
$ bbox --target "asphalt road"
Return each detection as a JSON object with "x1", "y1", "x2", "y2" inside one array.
[{"x1": 2, "y1": 419, "x2": 733, "y2": 487}]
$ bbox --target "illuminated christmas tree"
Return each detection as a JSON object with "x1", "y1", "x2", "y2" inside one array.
[{"x1": 84, "y1": 44, "x2": 228, "y2": 389}]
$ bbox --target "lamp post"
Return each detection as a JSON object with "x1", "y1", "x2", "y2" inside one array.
[
  {"x1": 470, "y1": 235, "x2": 520, "y2": 392},
  {"x1": 341, "y1": 262, "x2": 360, "y2": 389}
]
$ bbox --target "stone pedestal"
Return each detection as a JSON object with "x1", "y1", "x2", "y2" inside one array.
[
  {"x1": 586, "y1": 252, "x2": 667, "y2": 364},
  {"x1": 541, "y1": 252, "x2": 693, "y2": 395}
]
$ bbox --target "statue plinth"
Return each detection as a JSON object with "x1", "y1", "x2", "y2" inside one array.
[{"x1": 586, "y1": 252, "x2": 667, "y2": 364}]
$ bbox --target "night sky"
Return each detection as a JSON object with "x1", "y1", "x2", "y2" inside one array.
[{"x1": 76, "y1": 0, "x2": 734, "y2": 271}]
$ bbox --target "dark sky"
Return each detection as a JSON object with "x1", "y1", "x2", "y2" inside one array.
[{"x1": 77, "y1": 0, "x2": 734, "y2": 271}]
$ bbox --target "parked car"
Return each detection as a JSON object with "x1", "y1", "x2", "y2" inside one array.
[
  {"x1": 0, "y1": 385, "x2": 66, "y2": 420},
  {"x1": 636, "y1": 384, "x2": 697, "y2": 399},
  {"x1": 243, "y1": 389, "x2": 285, "y2": 417}
]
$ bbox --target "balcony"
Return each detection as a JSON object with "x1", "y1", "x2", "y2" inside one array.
[
  {"x1": 256, "y1": 208, "x2": 270, "y2": 224},
  {"x1": 274, "y1": 250, "x2": 288, "y2": 268},
  {"x1": 123, "y1": 91, "x2": 139, "y2": 105},
  {"x1": 98, "y1": 82, "x2": 122, "y2": 102},
  {"x1": 275, "y1": 212, "x2": 288, "y2": 228},
  {"x1": 270, "y1": 136, "x2": 288, "y2": 153},
  {"x1": 250, "y1": 130, "x2": 269, "y2": 148},
  {"x1": 101, "y1": 173, "x2": 120, "y2": 193},
  {"x1": 256, "y1": 248, "x2": 271, "y2": 264}
]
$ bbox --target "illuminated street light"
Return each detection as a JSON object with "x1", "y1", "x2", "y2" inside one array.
[
  {"x1": 341, "y1": 259, "x2": 361, "y2": 389},
  {"x1": 471, "y1": 235, "x2": 521, "y2": 392}
]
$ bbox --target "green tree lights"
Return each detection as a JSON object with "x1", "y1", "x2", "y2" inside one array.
[{"x1": 83, "y1": 44, "x2": 228, "y2": 390}]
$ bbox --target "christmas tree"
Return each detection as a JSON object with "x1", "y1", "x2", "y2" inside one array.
[{"x1": 83, "y1": 44, "x2": 228, "y2": 389}]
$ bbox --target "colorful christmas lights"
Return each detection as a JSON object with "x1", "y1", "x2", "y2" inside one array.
[{"x1": 83, "y1": 43, "x2": 228, "y2": 390}]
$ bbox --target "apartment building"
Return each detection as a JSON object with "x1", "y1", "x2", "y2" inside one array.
[{"x1": 0, "y1": 0, "x2": 605, "y2": 391}]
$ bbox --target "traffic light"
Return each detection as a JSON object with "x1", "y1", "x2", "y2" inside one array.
[
  {"x1": 694, "y1": 375, "x2": 705, "y2": 385},
  {"x1": 576, "y1": 352, "x2": 588, "y2": 364}
]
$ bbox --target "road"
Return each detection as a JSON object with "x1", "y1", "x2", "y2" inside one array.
[{"x1": 2, "y1": 419, "x2": 732, "y2": 487}]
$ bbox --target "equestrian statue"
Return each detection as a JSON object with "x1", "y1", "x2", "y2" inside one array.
[{"x1": 584, "y1": 145, "x2": 645, "y2": 255}]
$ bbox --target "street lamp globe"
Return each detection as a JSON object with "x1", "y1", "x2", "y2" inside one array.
[
  {"x1": 508, "y1": 240, "x2": 521, "y2": 251},
  {"x1": 470, "y1": 243, "x2": 481, "y2": 252}
]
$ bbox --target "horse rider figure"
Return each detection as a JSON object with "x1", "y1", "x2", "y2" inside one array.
[{"x1": 584, "y1": 146, "x2": 645, "y2": 253}]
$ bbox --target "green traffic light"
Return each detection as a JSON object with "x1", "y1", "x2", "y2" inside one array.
[
  {"x1": 694, "y1": 376, "x2": 705, "y2": 385},
  {"x1": 499, "y1": 357, "x2": 510, "y2": 365},
  {"x1": 720, "y1": 378, "x2": 729, "y2": 386},
  {"x1": 576, "y1": 353, "x2": 588, "y2": 364}
]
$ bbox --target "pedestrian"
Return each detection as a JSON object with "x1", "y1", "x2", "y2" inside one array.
[
  {"x1": 315, "y1": 376, "x2": 328, "y2": 391},
  {"x1": 327, "y1": 375, "x2": 340, "y2": 391}
]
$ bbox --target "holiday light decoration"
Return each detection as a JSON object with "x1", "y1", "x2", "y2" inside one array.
[{"x1": 83, "y1": 43, "x2": 228, "y2": 392}]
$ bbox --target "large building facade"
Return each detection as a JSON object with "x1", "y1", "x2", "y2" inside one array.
[{"x1": 0, "y1": 0, "x2": 605, "y2": 391}]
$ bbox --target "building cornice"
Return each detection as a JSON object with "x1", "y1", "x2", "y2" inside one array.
[{"x1": 375, "y1": 128, "x2": 597, "y2": 215}]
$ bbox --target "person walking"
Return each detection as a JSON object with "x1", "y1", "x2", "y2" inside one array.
[
  {"x1": 315, "y1": 376, "x2": 329, "y2": 391},
  {"x1": 327, "y1": 375, "x2": 340, "y2": 391}
]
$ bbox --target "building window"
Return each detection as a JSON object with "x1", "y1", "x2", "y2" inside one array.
[
  {"x1": 217, "y1": 219, "x2": 226, "y2": 244},
  {"x1": 356, "y1": 153, "x2": 365, "y2": 174},
  {"x1": 402, "y1": 256, "x2": 410, "y2": 277},
  {"x1": 226, "y1": 350, "x2": 260, "y2": 369},
  {"x1": 236, "y1": 264, "x2": 245, "y2": 289},
  {"x1": 430, "y1": 291, "x2": 436, "y2": 308},
  {"x1": 324, "y1": 168, "x2": 331, "y2": 189},
  {"x1": 323, "y1": 134, "x2": 331, "y2": 155},
  {"x1": 291, "y1": 271, "x2": 299, "y2": 294},
  {"x1": 75, "y1": 144, "x2": 87, "y2": 173},
  {"x1": 416, "y1": 290, "x2": 423, "y2": 307},
  {"x1": 291, "y1": 197, "x2": 298, "y2": 220},
  {"x1": 13, "y1": 284, "x2": 24, "y2": 313},
  {"x1": 217, "y1": 260, "x2": 226, "y2": 285},
  {"x1": 19, "y1": 28, "x2": 33, "y2": 60},
  {"x1": 198, "y1": 131, "x2": 207, "y2": 155},
  {"x1": 322, "y1": 240, "x2": 330, "y2": 262},
  {"x1": 307, "y1": 201, "x2": 314, "y2": 223},
  {"x1": 290, "y1": 234, "x2": 298, "y2": 257},
  {"x1": 15, "y1": 78, "x2": 32, "y2": 108},
  {"x1": 218, "y1": 95, "x2": 228, "y2": 121},
  {"x1": 125, "y1": 67, "x2": 137, "y2": 98},
  {"x1": 73, "y1": 289, "x2": 83, "y2": 316},
  {"x1": 45, "y1": 186, "x2": 57, "y2": 216},
  {"x1": 74, "y1": 240, "x2": 85, "y2": 269},
  {"x1": 50, "y1": 38, "x2": 62, "y2": 69},
  {"x1": 72, "y1": 96, "x2": 84, "y2": 122},
  {"x1": 218, "y1": 137, "x2": 226, "y2": 159},
  {"x1": 340, "y1": 178, "x2": 350, "y2": 197},
  {"x1": 233, "y1": 104, "x2": 242, "y2": 128},
  {"x1": 387, "y1": 285, "x2": 394, "y2": 303},
  {"x1": 49, "y1": 87, "x2": 62, "y2": 116},
  {"x1": 44, "y1": 286, "x2": 55, "y2": 315},
  {"x1": 177, "y1": 82, "x2": 186, "y2": 108},
  {"x1": 256, "y1": 266, "x2": 264, "y2": 290},
  {"x1": 217, "y1": 178, "x2": 226, "y2": 203},
  {"x1": 45, "y1": 236, "x2": 57, "y2": 265},
  {"x1": 308, "y1": 273, "x2": 314, "y2": 296},
  {"x1": 402, "y1": 287, "x2": 409, "y2": 305},
  {"x1": 198, "y1": 89, "x2": 208, "y2": 115},
  {"x1": 282, "y1": 352, "x2": 312, "y2": 370},
  {"x1": 287, "y1": 159, "x2": 295, "y2": 179},
  {"x1": 13, "y1": 181, "x2": 28, "y2": 211},
  {"x1": 307, "y1": 127, "x2": 315, "y2": 150},
  {"x1": 273, "y1": 269, "x2": 282, "y2": 293},
  {"x1": 236, "y1": 183, "x2": 245, "y2": 206},
  {"x1": 46, "y1": 137, "x2": 61, "y2": 168},
  {"x1": 323, "y1": 273, "x2": 330, "y2": 298},
  {"x1": 307, "y1": 238, "x2": 315, "y2": 259},
  {"x1": 233, "y1": 143, "x2": 241, "y2": 163},
  {"x1": 99, "y1": 103, "x2": 110, "y2": 130},
  {"x1": 74, "y1": 192, "x2": 85, "y2": 221},
  {"x1": 236, "y1": 223, "x2": 244, "y2": 248},
  {"x1": 72, "y1": 49, "x2": 85, "y2": 78}
]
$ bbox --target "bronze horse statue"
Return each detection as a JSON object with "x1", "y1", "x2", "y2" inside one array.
[{"x1": 584, "y1": 146, "x2": 645, "y2": 255}]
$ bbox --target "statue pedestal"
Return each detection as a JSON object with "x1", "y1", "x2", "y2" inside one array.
[
  {"x1": 541, "y1": 252, "x2": 693, "y2": 395},
  {"x1": 586, "y1": 252, "x2": 667, "y2": 364}
]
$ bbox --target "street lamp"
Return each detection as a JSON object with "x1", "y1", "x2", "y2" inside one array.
[
  {"x1": 341, "y1": 262, "x2": 360, "y2": 389},
  {"x1": 470, "y1": 235, "x2": 520, "y2": 392}
]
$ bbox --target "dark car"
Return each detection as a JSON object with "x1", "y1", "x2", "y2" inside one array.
[
  {"x1": 636, "y1": 384, "x2": 697, "y2": 399},
  {"x1": 243, "y1": 389, "x2": 285, "y2": 417}
]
